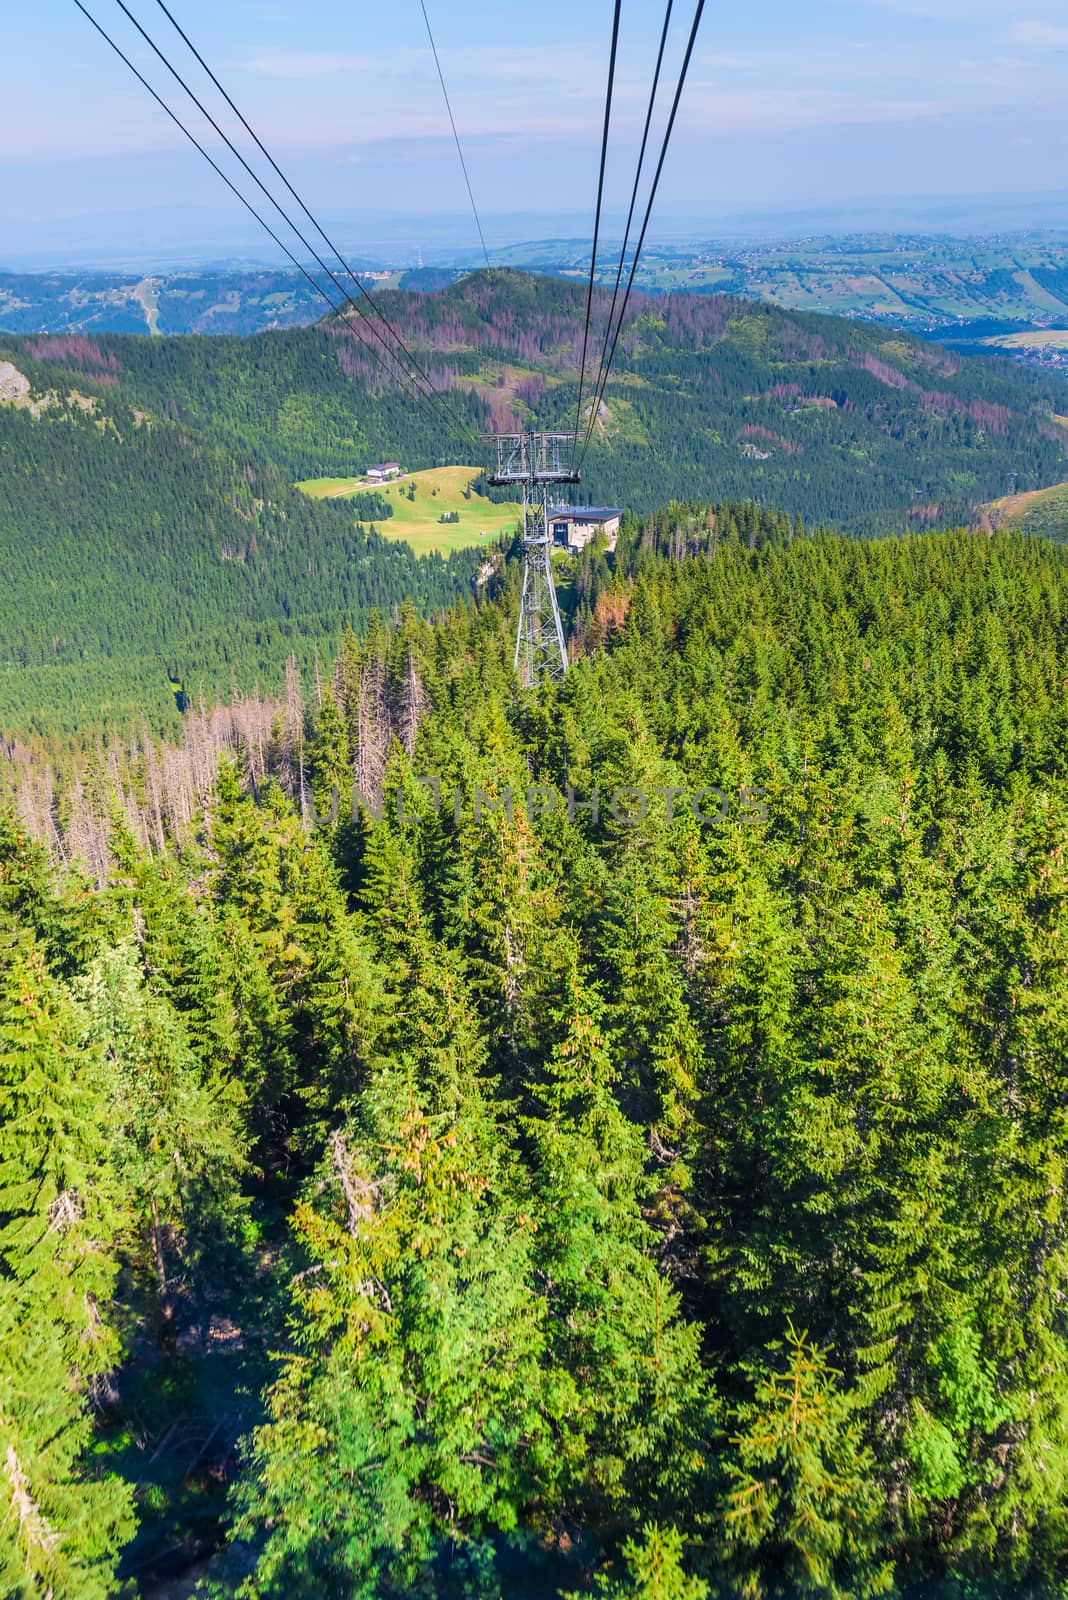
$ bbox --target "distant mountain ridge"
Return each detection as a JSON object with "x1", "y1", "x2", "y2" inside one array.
[
  {"x1": 0, "y1": 269, "x2": 331, "y2": 337},
  {"x1": 11, "y1": 233, "x2": 1068, "y2": 341}
]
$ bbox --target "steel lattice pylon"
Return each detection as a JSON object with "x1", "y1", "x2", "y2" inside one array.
[
  {"x1": 515, "y1": 487, "x2": 568, "y2": 684},
  {"x1": 487, "y1": 431, "x2": 579, "y2": 687}
]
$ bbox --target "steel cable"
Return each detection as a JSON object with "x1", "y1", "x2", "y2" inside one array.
[
  {"x1": 571, "y1": 0, "x2": 623, "y2": 470},
  {"x1": 583, "y1": 0, "x2": 674, "y2": 450},
  {"x1": 418, "y1": 0, "x2": 491, "y2": 269},
  {"x1": 79, "y1": 0, "x2": 481, "y2": 451},
  {"x1": 147, "y1": 0, "x2": 475, "y2": 446},
  {"x1": 71, "y1": 0, "x2": 420, "y2": 400},
  {"x1": 579, "y1": 0, "x2": 706, "y2": 470},
  {"x1": 115, "y1": 0, "x2": 479, "y2": 449}
]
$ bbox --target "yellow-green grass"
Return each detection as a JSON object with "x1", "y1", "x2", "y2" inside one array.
[
  {"x1": 981, "y1": 473, "x2": 1068, "y2": 537},
  {"x1": 985, "y1": 328, "x2": 1068, "y2": 351},
  {"x1": 295, "y1": 465, "x2": 521, "y2": 554},
  {"x1": 999, "y1": 480, "x2": 1068, "y2": 513}
]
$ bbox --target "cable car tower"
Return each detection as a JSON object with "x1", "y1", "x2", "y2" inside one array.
[{"x1": 488, "y1": 431, "x2": 579, "y2": 685}]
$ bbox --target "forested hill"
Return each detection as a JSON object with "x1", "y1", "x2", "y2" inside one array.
[
  {"x1": 5, "y1": 269, "x2": 1067, "y2": 534},
  {"x1": 3, "y1": 268, "x2": 1068, "y2": 738},
  {"x1": 0, "y1": 359, "x2": 483, "y2": 740},
  {"x1": 5, "y1": 518, "x2": 1068, "y2": 1596}
]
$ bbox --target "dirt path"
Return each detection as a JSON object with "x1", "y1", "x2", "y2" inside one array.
[
  {"x1": 132, "y1": 278, "x2": 161, "y2": 335},
  {"x1": 982, "y1": 479, "x2": 1068, "y2": 529}
]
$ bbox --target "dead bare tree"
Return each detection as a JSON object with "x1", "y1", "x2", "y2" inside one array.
[
  {"x1": 355, "y1": 649, "x2": 390, "y2": 808},
  {"x1": 63, "y1": 774, "x2": 110, "y2": 887},
  {"x1": 282, "y1": 655, "x2": 308, "y2": 826},
  {"x1": 140, "y1": 719, "x2": 166, "y2": 855},
  {"x1": 395, "y1": 646, "x2": 428, "y2": 758}
]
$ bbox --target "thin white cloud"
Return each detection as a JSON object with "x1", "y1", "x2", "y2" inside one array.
[
  {"x1": 864, "y1": 0, "x2": 1062, "y2": 15},
  {"x1": 679, "y1": 85, "x2": 951, "y2": 135},
  {"x1": 240, "y1": 53, "x2": 380, "y2": 78},
  {"x1": 1014, "y1": 20, "x2": 1068, "y2": 45}
]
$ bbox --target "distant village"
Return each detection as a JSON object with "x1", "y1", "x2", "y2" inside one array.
[{"x1": 1003, "y1": 345, "x2": 1068, "y2": 375}]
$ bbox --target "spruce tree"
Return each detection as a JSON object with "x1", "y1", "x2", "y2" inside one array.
[
  {"x1": 0, "y1": 932, "x2": 134, "y2": 1596},
  {"x1": 78, "y1": 941, "x2": 248, "y2": 1348},
  {"x1": 230, "y1": 1059, "x2": 553, "y2": 1597},
  {"x1": 524, "y1": 968, "x2": 712, "y2": 1534},
  {"x1": 568, "y1": 1525, "x2": 710, "y2": 1600},
  {"x1": 721, "y1": 1327, "x2": 891, "y2": 1600}
]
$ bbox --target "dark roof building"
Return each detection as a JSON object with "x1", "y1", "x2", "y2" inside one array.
[{"x1": 548, "y1": 505, "x2": 622, "y2": 551}]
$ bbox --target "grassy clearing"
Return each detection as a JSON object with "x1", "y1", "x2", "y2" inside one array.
[
  {"x1": 986, "y1": 328, "x2": 1068, "y2": 351},
  {"x1": 985, "y1": 478, "x2": 1068, "y2": 540},
  {"x1": 295, "y1": 465, "x2": 521, "y2": 555}
]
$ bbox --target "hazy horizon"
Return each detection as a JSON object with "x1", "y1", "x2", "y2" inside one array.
[
  {"x1": 5, "y1": 189, "x2": 1068, "y2": 275},
  {"x1": 5, "y1": 0, "x2": 1067, "y2": 271}
]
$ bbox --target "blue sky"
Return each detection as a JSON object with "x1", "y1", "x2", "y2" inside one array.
[{"x1": 3, "y1": 0, "x2": 1068, "y2": 254}]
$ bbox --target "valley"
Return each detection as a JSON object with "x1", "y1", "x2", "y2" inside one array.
[
  {"x1": 14, "y1": 0, "x2": 1068, "y2": 1594},
  {"x1": 4, "y1": 267, "x2": 1068, "y2": 739}
]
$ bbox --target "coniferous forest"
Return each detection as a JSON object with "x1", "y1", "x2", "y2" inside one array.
[
  {"x1": 4, "y1": 271, "x2": 1068, "y2": 739},
  {"x1": 5, "y1": 503, "x2": 1068, "y2": 1596}
]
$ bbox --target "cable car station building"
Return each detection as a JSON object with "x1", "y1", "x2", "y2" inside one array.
[{"x1": 548, "y1": 505, "x2": 622, "y2": 552}]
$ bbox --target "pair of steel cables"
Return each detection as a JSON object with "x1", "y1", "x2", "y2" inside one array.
[
  {"x1": 72, "y1": 0, "x2": 705, "y2": 472},
  {"x1": 571, "y1": 0, "x2": 707, "y2": 473},
  {"x1": 72, "y1": 0, "x2": 484, "y2": 457}
]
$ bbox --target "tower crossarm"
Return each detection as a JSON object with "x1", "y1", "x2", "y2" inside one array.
[
  {"x1": 489, "y1": 470, "x2": 581, "y2": 486},
  {"x1": 486, "y1": 430, "x2": 581, "y2": 488}
]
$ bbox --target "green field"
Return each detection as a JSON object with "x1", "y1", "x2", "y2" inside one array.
[
  {"x1": 987, "y1": 328, "x2": 1068, "y2": 351},
  {"x1": 295, "y1": 465, "x2": 521, "y2": 554},
  {"x1": 986, "y1": 476, "x2": 1068, "y2": 541}
]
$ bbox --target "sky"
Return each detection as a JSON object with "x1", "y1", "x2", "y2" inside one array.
[{"x1": 3, "y1": 0, "x2": 1068, "y2": 263}]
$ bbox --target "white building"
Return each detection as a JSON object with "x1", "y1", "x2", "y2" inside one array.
[
  {"x1": 366, "y1": 461, "x2": 402, "y2": 482},
  {"x1": 548, "y1": 506, "x2": 622, "y2": 553}
]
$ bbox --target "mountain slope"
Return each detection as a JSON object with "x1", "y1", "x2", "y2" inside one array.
[
  {"x1": 0, "y1": 365, "x2": 481, "y2": 740},
  {"x1": 983, "y1": 476, "x2": 1068, "y2": 540},
  {"x1": 14, "y1": 269, "x2": 1061, "y2": 531},
  {"x1": 7, "y1": 518, "x2": 1068, "y2": 1595},
  {"x1": 3, "y1": 270, "x2": 1068, "y2": 737}
]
